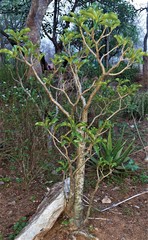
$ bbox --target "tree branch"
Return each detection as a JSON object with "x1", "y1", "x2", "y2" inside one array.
[{"x1": 101, "y1": 190, "x2": 148, "y2": 212}]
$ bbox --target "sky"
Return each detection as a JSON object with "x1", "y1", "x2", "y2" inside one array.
[
  {"x1": 133, "y1": 0, "x2": 147, "y2": 5},
  {"x1": 128, "y1": 0, "x2": 147, "y2": 48},
  {"x1": 132, "y1": 0, "x2": 147, "y2": 7}
]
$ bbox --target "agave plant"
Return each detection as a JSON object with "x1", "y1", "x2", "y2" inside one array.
[{"x1": 89, "y1": 129, "x2": 139, "y2": 172}]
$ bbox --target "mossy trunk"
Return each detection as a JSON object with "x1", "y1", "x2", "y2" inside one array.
[{"x1": 73, "y1": 131, "x2": 86, "y2": 228}]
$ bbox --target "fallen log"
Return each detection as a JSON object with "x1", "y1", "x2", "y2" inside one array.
[{"x1": 15, "y1": 178, "x2": 70, "y2": 240}]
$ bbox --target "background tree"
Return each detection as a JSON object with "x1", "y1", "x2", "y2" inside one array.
[
  {"x1": 42, "y1": 0, "x2": 139, "y2": 56},
  {"x1": 42, "y1": 0, "x2": 79, "y2": 53},
  {"x1": 25, "y1": 0, "x2": 54, "y2": 75},
  {"x1": 0, "y1": 0, "x2": 139, "y2": 70},
  {"x1": 128, "y1": 1, "x2": 148, "y2": 89},
  {"x1": 0, "y1": 0, "x2": 31, "y2": 61},
  {"x1": 143, "y1": 2, "x2": 148, "y2": 89}
]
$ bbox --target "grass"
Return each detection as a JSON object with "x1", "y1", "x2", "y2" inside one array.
[
  {"x1": 132, "y1": 172, "x2": 148, "y2": 184},
  {"x1": 122, "y1": 206, "x2": 133, "y2": 216},
  {"x1": 0, "y1": 233, "x2": 3, "y2": 240},
  {"x1": 8, "y1": 217, "x2": 28, "y2": 240}
]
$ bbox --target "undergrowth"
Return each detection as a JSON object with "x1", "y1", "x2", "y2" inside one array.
[{"x1": 124, "y1": 91, "x2": 148, "y2": 120}]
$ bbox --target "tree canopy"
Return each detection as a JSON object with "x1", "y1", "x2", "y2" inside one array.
[
  {"x1": 0, "y1": 0, "x2": 139, "y2": 49},
  {"x1": 0, "y1": 5, "x2": 145, "y2": 228}
]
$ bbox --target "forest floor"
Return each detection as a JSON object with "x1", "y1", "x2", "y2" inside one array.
[{"x1": 0, "y1": 118, "x2": 148, "y2": 240}]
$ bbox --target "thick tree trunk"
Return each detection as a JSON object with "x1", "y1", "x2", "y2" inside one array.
[
  {"x1": 26, "y1": 0, "x2": 53, "y2": 75},
  {"x1": 143, "y1": 3, "x2": 148, "y2": 89},
  {"x1": 143, "y1": 56, "x2": 148, "y2": 89}
]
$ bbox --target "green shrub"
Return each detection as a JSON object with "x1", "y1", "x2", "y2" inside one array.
[
  {"x1": 88, "y1": 129, "x2": 139, "y2": 172},
  {"x1": 124, "y1": 91, "x2": 148, "y2": 119},
  {"x1": 112, "y1": 62, "x2": 139, "y2": 82},
  {"x1": 0, "y1": 66, "x2": 51, "y2": 186},
  {"x1": 8, "y1": 217, "x2": 27, "y2": 240}
]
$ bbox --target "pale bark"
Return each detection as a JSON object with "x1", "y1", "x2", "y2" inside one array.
[
  {"x1": 105, "y1": 28, "x2": 110, "y2": 69},
  {"x1": 26, "y1": 0, "x2": 53, "y2": 44},
  {"x1": 73, "y1": 100, "x2": 88, "y2": 227},
  {"x1": 74, "y1": 140, "x2": 86, "y2": 227},
  {"x1": 15, "y1": 180, "x2": 70, "y2": 240},
  {"x1": 26, "y1": 0, "x2": 53, "y2": 75}
]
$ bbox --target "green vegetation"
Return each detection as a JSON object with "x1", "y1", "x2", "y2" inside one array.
[
  {"x1": 0, "y1": 177, "x2": 11, "y2": 183},
  {"x1": 0, "y1": 5, "x2": 146, "y2": 230},
  {"x1": 0, "y1": 233, "x2": 3, "y2": 240},
  {"x1": 8, "y1": 217, "x2": 27, "y2": 240},
  {"x1": 0, "y1": 64, "x2": 52, "y2": 186},
  {"x1": 132, "y1": 172, "x2": 148, "y2": 184},
  {"x1": 124, "y1": 91, "x2": 148, "y2": 119},
  {"x1": 88, "y1": 129, "x2": 139, "y2": 172}
]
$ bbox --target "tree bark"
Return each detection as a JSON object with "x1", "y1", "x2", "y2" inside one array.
[
  {"x1": 72, "y1": 103, "x2": 88, "y2": 228},
  {"x1": 73, "y1": 139, "x2": 86, "y2": 228},
  {"x1": 143, "y1": 3, "x2": 148, "y2": 89},
  {"x1": 105, "y1": 28, "x2": 109, "y2": 69},
  {"x1": 143, "y1": 55, "x2": 148, "y2": 89},
  {"x1": 26, "y1": 0, "x2": 53, "y2": 75}
]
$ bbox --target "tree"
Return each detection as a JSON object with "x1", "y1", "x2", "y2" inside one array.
[
  {"x1": 0, "y1": 0, "x2": 53, "y2": 71},
  {"x1": 0, "y1": 6, "x2": 144, "y2": 232},
  {"x1": 143, "y1": 2, "x2": 148, "y2": 89},
  {"x1": 42, "y1": 0, "x2": 79, "y2": 53},
  {"x1": 26, "y1": 0, "x2": 53, "y2": 44},
  {"x1": 0, "y1": 0, "x2": 31, "y2": 64},
  {"x1": 42, "y1": 0, "x2": 139, "y2": 56},
  {"x1": 25, "y1": 0, "x2": 53, "y2": 75},
  {"x1": 0, "y1": 0, "x2": 140, "y2": 72},
  {"x1": 130, "y1": 1, "x2": 148, "y2": 88},
  {"x1": 0, "y1": 0, "x2": 30, "y2": 29}
]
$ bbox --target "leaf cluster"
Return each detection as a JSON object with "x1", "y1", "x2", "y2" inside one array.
[
  {"x1": 124, "y1": 91, "x2": 148, "y2": 120},
  {"x1": 89, "y1": 129, "x2": 138, "y2": 172},
  {"x1": 0, "y1": 28, "x2": 43, "y2": 61},
  {"x1": 8, "y1": 217, "x2": 27, "y2": 240}
]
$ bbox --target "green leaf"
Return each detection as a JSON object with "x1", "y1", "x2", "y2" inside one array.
[
  {"x1": 107, "y1": 130, "x2": 112, "y2": 152},
  {"x1": 19, "y1": 28, "x2": 30, "y2": 35},
  {"x1": 100, "y1": 12, "x2": 120, "y2": 29},
  {"x1": 35, "y1": 122, "x2": 45, "y2": 127},
  {"x1": 62, "y1": 16, "x2": 75, "y2": 23},
  {"x1": 0, "y1": 48, "x2": 13, "y2": 56},
  {"x1": 93, "y1": 145, "x2": 100, "y2": 156}
]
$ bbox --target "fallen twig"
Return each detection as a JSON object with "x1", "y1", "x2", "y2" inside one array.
[
  {"x1": 88, "y1": 217, "x2": 109, "y2": 221},
  {"x1": 100, "y1": 190, "x2": 148, "y2": 212}
]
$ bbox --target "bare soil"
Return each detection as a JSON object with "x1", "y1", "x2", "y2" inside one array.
[{"x1": 0, "y1": 119, "x2": 148, "y2": 240}]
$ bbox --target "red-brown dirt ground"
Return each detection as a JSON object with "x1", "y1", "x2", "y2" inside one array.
[{"x1": 0, "y1": 119, "x2": 148, "y2": 240}]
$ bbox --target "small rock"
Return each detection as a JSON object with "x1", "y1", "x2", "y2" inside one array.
[
  {"x1": 8, "y1": 210, "x2": 13, "y2": 215},
  {"x1": 134, "y1": 205, "x2": 140, "y2": 209},
  {"x1": 101, "y1": 196, "x2": 112, "y2": 204},
  {"x1": 51, "y1": 170, "x2": 58, "y2": 175},
  {"x1": 144, "y1": 154, "x2": 148, "y2": 161},
  {"x1": 112, "y1": 186, "x2": 120, "y2": 191},
  {"x1": 0, "y1": 181, "x2": 4, "y2": 185},
  {"x1": 8, "y1": 201, "x2": 16, "y2": 205},
  {"x1": 46, "y1": 187, "x2": 50, "y2": 192}
]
